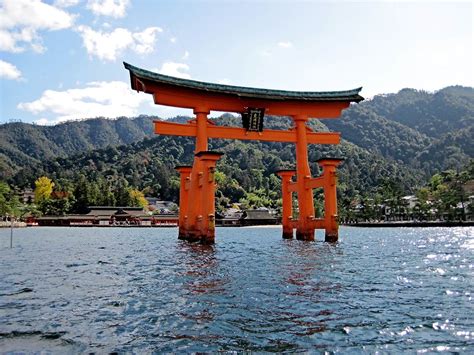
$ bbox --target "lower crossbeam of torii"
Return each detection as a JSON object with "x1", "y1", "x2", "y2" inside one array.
[{"x1": 124, "y1": 62, "x2": 363, "y2": 244}]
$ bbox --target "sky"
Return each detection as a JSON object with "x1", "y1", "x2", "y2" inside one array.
[{"x1": 0, "y1": 0, "x2": 472, "y2": 125}]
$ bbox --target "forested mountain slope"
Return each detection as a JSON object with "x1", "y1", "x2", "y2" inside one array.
[
  {"x1": 1, "y1": 86, "x2": 472, "y2": 194},
  {"x1": 0, "y1": 116, "x2": 155, "y2": 178},
  {"x1": 323, "y1": 104, "x2": 431, "y2": 166},
  {"x1": 365, "y1": 86, "x2": 473, "y2": 138},
  {"x1": 10, "y1": 133, "x2": 424, "y2": 203}
]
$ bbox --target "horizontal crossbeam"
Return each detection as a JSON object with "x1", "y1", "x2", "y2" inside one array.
[
  {"x1": 155, "y1": 121, "x2": 340, "y2": 144},
  {"x1": 287, "y1": 176, "x2": 324, "y2": 193}
]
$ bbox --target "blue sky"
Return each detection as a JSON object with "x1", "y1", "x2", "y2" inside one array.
[{"x1": 0, "y1": 0, "x2": 472, "y2": 124}]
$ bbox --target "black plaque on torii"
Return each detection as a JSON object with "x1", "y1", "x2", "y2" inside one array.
[{"x1": 242, "y1": 107, "x2": 265, "y2": 132}]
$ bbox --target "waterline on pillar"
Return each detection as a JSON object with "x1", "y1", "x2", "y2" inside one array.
[
  {"x1": 325, "y1": 231, "x2": 339, "y2": 243},
  {"x1": 295, "y1": 229, "x2": 315, "y2": 241}
]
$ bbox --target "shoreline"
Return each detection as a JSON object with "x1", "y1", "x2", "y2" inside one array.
[
  {"x1": 2, "y1": 222, "x2": 473, "y2": 228},
  {"x1": 0, "y1": 222, "x2": 27, "y2": 228},
  {"x1": 343, "y1": 221, "x2": 474, "y2": 228}
]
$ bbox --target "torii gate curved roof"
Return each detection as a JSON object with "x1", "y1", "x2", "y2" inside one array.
[{"x1": 124, "y1": 62, "x2": 363, "y2": 116}]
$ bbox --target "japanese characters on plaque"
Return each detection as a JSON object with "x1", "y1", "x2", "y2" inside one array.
[{"x1": 241, "y1": 107, "x2": 265, "y2": 132}]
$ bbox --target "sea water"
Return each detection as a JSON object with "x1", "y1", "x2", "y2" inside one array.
[{"x1": 1, "y1": 226, "x2": 473, "y2": 352}]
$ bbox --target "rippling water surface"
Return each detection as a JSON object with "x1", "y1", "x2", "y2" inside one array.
[{"x1": 1, "y1": 226, "x2": 473, "y2": 352}]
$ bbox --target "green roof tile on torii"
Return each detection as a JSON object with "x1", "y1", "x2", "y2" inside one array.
[{"x1": 124, "y1": 62, "x2": 364, "y2": 102}]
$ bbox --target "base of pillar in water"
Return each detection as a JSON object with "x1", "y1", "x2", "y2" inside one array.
[
  {"x1": 178, "y1": 230, "x2": 215, "y2": 244},
  {"x1": 200, "y1": 236, "x2": 215, "y2": 245},
  {"x1": 325, "y1": 231, "x2": 338, "y2": 243},
  {"x1": 295, "y1": 229, "x2": 315, "y2": 241}
]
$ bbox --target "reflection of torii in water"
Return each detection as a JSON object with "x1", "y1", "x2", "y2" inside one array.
[{"x1": 124, "y1": 62, "x2": 363, "y2": 244}]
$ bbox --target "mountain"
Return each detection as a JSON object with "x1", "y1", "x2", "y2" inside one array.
[
  {"x1": 323, "y1": 103, "x2": 431, "y2": 166},
  {"x1": 415, "y1": 126, "x2": 473, "y2": 173},
  {"x1": 9, "y1": 132, "x2": 422, "y2": 204},
  {"x1": 365, "y1": 86, "x2": 474, "y2": 138},
  {"x1": 1, "y1": 86, "x2": 472, "y2": 201},
  {"x1": 0, "y1": 115, "x2": 155, "y2": 179},
  {"x1": 323, "y1": 86, "x2": 473, "y2": 175}
]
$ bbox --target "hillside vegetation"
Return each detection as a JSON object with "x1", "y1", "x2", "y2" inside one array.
[{"x1": 1, "y1": 86, "x2": 472, "y2": 209}]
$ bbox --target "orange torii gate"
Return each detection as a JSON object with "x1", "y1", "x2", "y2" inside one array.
[{"x1": 124, "y1": 62, "x2": 363, "y2": 244}]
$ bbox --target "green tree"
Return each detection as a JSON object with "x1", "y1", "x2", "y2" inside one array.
[
  {"x1": 38, "y1": 197, "x2": 72, "y2": 216},
  {"x1": 97, "y1": 178, "x2": 116, "y2": 206},
  {"x1": 115, "y1": 178, "x2": 131, "y2": 206},
  {"x1": 87, "y1": 181, "x2": 101, "y2": 206},
  {"x1": 73, "y1": 174, "x2": 90, "y2": 213},
  {"x1": 239, "y1": 188, "x2": 273, "y2": 209},
  {"x1": 415, "y1": 187, "x2": 431, "y2": 220},
  {"x1": 0, "y1": 183, "x2": 22, "y2": 218},
  {"x1": 7, "y1": 195, "x2": 22, "y2": 218},
  {"x1": 0, "y1": 182, "x2": 11, "y2": 216}
]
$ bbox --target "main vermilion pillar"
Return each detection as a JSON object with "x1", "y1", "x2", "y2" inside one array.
[
  {"x1": 292, "y1": 115, "x2": 315, "y2": 241},
  {"x1": 277, "y1": 170, "x2": 296, "y2": 239},
  {"x1": 318, "y1": 158, "x2": 343, "y2": 242},
  {"x1": 190, "y1": 151, "x2": 223, "y2": 244},
  {"x1": 183, "y1": 108, "x2": 210, "y2": 241}
]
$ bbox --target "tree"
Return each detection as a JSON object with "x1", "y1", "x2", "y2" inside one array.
[
  {"x1": 0, "y1": 182, "x2": 11, "y2": 216},
  {"x1": 73, "y1": 174, "x2": 89, "y2": 213},
  {"x1": 129, "y1": 189, "x2": 148, "y2": 208},
  {"x1": 239, "y1": 188, "x2": 273, "y2": 209},
  {"x1": 38, "y1": 197, "x2": 72, "y2": 216},
  {"x1": 7, "y1": 195, "x2": 22, "y2": 218},
  {"x1": 97, "y1": 178, "x2": 116, "y2": 206},
  {"x1": 87, "y1": 181, "x2": 101, "y2": 206},
  {"x1": 34, "y1": 176, "x2": 54, "y2": 203},
  {"x1": 115, "y1": 178, "x2": 131, "y2": 206},
  {"x1": 415, "y1": 187, "x2": 431, "y2": 220}
]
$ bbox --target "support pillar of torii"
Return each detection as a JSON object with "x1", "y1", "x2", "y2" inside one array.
[{"x1": 277, "y1": 158, "x2": 343, "y2": 242}]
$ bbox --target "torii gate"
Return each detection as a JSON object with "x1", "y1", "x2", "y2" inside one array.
[{"x1": 124, "y1": 62, "x2": 363, "y2": 244}]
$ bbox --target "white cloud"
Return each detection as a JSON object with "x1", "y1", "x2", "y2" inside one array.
[
  {"x1": 86, "y1": 0, "x2": 130, "y2": 18},
  {"x1": 278, "y1": 41, "x2": 293, "y2": 48},
  {"x1": 170, "y1": 37, "x2": 176, "y2": 43},
  {"x1": 0, "y1": 29, "x2": 26, "y2": 53},
  {"x1": 54, "y1": 0, "x2": 80, "y2": 7},
  {"x1": 76, "y1": 26, "x2": 162, "y2": 61},
  {"x1": 76, "y1": 26, "x2": 132, "y2": 61},
  {"x1": 0, "y1": 0, "x2": 74, "y2": 30},
  {"x1": 18, "y1": 81, "x2": 148, "y2": 123},
  {"x1": 31, "y1": 42, "x2": 46, "y2": 53},
  {"x1": 156, "y1": 62, "x2": 191, "y2": 79},
  {"x1": 182, "y1": 50, "x2": 189, "y2": 60},
  {"x1": 0, "y1": 0, "x2": 75, "y2": 53},
  {"x1": 133, "y1": 27, "x2": 163, "y2": 54},
  {"x1": 0, "y1": 59, "x2": 21, "y2": 80}
]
